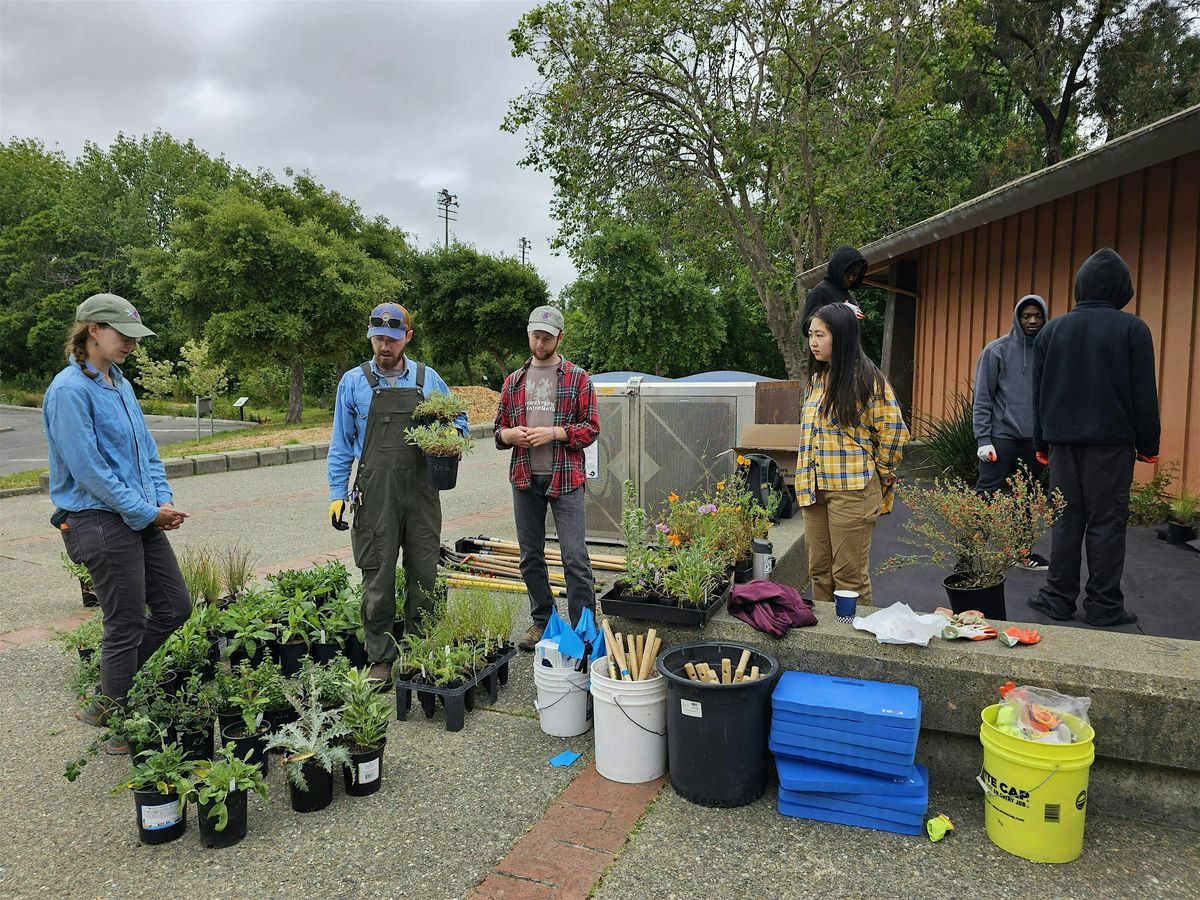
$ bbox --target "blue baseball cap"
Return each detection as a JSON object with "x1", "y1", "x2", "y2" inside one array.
[{"x1": 367, "y1": 303, "x2": 411, "y2": 338}]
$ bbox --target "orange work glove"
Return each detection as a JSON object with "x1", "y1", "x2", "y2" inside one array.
[
  {"x1": 1136, "y1": 454, "x2": 1158, "y2": 464},
  {"x1": 1035, "y1": 451, "x2": 1049, "y2": 466}
]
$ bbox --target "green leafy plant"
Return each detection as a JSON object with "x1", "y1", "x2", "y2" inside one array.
[
  {"x1": 620, "y1": 480, "x2": 661, "y2": 594},
  {"x1": 51, "y1": 616, "x2": 102, "y2": 656},
  {"x1": 169, "y1": 671, "x2": 221, "y2": 736},
  {"x1": 403, "y1": 421, "x2": 475, "y2": 458},
  {"x1": 342, "y1": 667, "x2": 391, "y2": 752},
  {"x1": 296, "y1": 655, "x2": 352, "y2": 708},
  {"x1": 911, "y1": 391, "x2": 978, "y2": 485},
  {"x1": 278, "y1": 593, "x2": 320, "y2": 648},
  {"x1": 157, "y1": 618, "x2": 212, "y2": 672},
  {"x1": 1128, "y1": 462, "x2": 1179, "y2": 526},
  {"x1": 219, "y1": 602, "x2": 276, "y2": 662},
  {"x1": 178, "y1": 547, "x2": 223, "y2": 604},
  {"x1": 879, "y1": 466, "x2": 1065, "y2": 588},
  {"x1": 412, "y1": 389, "x2": 467, "y2": 424},
  {"x1": 111, "y1": 742, "x2": 196, "y2": 801},
  {"x1": 60, "y1": 552, "x2": 93, "y2": 590},
  {"x1": 218, "y1": 543, "x2": 256, "y2": 600},
  {"x1": 662, "y1": 539, "x2": 725, "y2": 607},
  {"x1": 263, "y1": 671, "x2": 351, "y2": 790},
  {"x1": 1169, "y1": 487, "x2": 1199, "y2": 526},
  {"x1": 228, "y1": 659, "x2": 287, "y2": 734},
  {"x1": 189, "y1": 743, "x2": 268, "y2": 832},
  {"x1": 317, "y1": 588, "x2": 362, "y2": 644}
]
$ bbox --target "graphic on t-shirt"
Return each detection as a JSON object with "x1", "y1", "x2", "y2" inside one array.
[{"x1": 528, "y1": 376, "x2": 555, "y2": 413}]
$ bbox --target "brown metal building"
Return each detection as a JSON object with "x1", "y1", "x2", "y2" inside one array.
[{"x1": 802, "y1": 104, "x2": 1200, "y2": 490}]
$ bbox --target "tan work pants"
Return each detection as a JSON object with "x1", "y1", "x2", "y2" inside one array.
[{"x1": 803, "y1": 477, "x2": 883, "y2": 605}]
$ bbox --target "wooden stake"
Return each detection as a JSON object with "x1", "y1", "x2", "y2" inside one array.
[
  {"x1": 607, "y1": 654, "x2": 617, "y2": 680},
  {"x1": 602, "y1": 619, "x2": 632, "y2": 681},
  {"x1": 683, "y1": 661, "x2": 700, "y2": 682},
  {"x1": 644, "y1": 636, "x2": 661, "y2": 680},
  {"x1": 635, "y1": 634, "x2": 645, "y2": 673},
  {"x1": 734, "y1": 649, "x2": 751, "y2": 683},
  {"x1": 721, "y1": 658, "x2": 732, "y2": 684},
  {"x1": 749, "y1": 665, "x2": 760, "y2": 681},
  {"x1": 626, "y1": 634, "x2": 638, "y2": 680},
  {"x1": 636, "y1": 628, "x2": 656, "y2": 681}
]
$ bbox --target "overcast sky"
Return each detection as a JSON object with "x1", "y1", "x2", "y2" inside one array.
[{"x1": 0, "y1": 0, "x2": 577, "y2": 293}]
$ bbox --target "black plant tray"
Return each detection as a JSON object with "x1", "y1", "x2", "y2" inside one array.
[
  {"x1": 598, "y1": 580, "x2": 731, "y2": 627},
  {"x1": 393, "y1": 644, "x2": 517, "y2": 731}
]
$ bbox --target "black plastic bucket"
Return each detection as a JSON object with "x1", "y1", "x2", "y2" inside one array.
[
  {"x1": 288, "y1": 761, "x2": 334, "y2": 813},
  {"x1": 656, "y1": 641, "x2": 780, "y2": 807},
  {"x1": 198, "y1": 789, "x2": 248, "y2": 848},
  {"x1": 342, "y1": 742, "x2": 386, "y2": 797},
  {"x1": 132, "y1": 788, "x2": 187, "y2": 845}
]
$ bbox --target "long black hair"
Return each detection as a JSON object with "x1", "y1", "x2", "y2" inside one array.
[{"x1": 810, "y1": 302, "x2": 884, "y2": 428}]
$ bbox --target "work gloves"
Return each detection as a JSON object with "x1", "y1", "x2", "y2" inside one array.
[
  {"x1": 330, "y1": 499, "x2": 348, "y2": 531},
  {"x1": 1136, "y1": 453, "x2": 1159, "y2": 464},
  {"x1": 977, "y1": 445, "x2": 997, "y2": 463}
]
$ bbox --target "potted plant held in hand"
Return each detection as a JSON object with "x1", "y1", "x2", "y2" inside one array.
[
  {"x1": 880, "y1": 467, "x2": 1065, "y2": 619},
  {"x1": 341, "y1": 667, "x2": 391, "y2": 796},
  {"x1": 110, "y1": 743, "x2": 196, "y2": 845},
  {"x1": 264, "y1": 671, "x2": 351, "y2": 813},
  {"x1": 190, "y1": 743, "x2": 269, "y2": 849},
  {"x1": 405, "y1": 390, "x2": 473, "y2": 490}
]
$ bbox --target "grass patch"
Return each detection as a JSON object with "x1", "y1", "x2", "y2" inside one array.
[
  {"x1": 0, "y1": 467, "x2": 46, "y2": 490},
  {"x1": 156, "y1": 416, "x2": 332, "y2": 458}
]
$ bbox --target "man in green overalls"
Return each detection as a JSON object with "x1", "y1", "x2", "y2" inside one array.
[{"x1": 327, "y1": 303, "x2": 468, "y2": 684}]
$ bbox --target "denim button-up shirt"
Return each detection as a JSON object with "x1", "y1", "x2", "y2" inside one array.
[{"x1": 43, "y1": 359, "x2": 171, "y2": 531}]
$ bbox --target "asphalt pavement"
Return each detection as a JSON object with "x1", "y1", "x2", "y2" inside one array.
[
  {"x1": 0, "y1": 404, "x2": 251, "y2": 475},
  {"x1": 1, "y1": 447, "x2": 1198, "y2": 898}
]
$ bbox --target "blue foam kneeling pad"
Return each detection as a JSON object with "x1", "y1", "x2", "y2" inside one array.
[
  {"x1": 772, "y1": 671, "x2": 920, "y2": 732},
  {"x1": 770, "y1": 735, "x2": 916, "y2": 777},
  {"x1": 770, "y1": 714, "x2": 919, "y2": 754},
  {"x1": 776, "y1": 757, "x2": 928, "y2": 797},
  {"x1": 777, "y1": 797, "x2": 924, "y2": 836},
  {"x1": 778, "y1": 788, "x2": 928, "y2": 826},
  {"x1": 773, "y1": 705, "x2": 921, "y2": 739}
]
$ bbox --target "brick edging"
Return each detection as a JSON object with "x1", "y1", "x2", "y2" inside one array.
[{"x1": 469, "y1": 764, "x2": 665, "y2": 899}]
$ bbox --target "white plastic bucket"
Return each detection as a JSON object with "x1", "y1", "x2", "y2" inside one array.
[
  {"x1": 533, "y1": 663, "x2": 592, "y2": 737},
  {"x1": 590, "y1": 656, "x2": 667, "y2": 783}
]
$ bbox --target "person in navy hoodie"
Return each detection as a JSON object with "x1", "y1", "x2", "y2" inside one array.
[
  {"x1": 1028, "y1": 250, "x2": 1160, "y2": 627},
  {"x1": 44, "y1": 294, "x2": 191, "y2": 751}
]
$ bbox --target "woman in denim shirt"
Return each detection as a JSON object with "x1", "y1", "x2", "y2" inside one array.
[{"x1": 44, "y1": 294, "x2": 191, "y2": 752}]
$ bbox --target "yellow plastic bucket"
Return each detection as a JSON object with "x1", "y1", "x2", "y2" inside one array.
[{"x1": 979, "y1": 704, "x2": 1095, "y2": 863}]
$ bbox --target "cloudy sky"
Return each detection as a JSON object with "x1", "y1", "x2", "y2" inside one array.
[{"x1": 0, "y1": 0, "x2": 577, "y2": 293}]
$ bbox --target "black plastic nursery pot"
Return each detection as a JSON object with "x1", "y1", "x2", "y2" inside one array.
[
  {"x1": 81, "y1": 583, "x2": 99, "y2": 608},
  {"x1": 942, "y1": 573, "x2": 1006, "y2": 620},
  {"x1": 313, "y1": 640, "x2": 340, "y2": 664},
  {"x1": 132, "y1": 788, "x2": 187, "y2": 845},
  {"x1": 177, "y1": 724, "x2": 214, "y2": 764},
  {"x1": 198, "y1": 790, "x2": 248, "y2": 849},
  {"x1": 1167, "y1": 521, "x2": 1197, "y2": 544},
  {"x1": 288, "y1": 761, "x2": 335, "y2": 813},
  {"x1": 342, "y1": 741, "x2": 386, "y2": 797},
  {"x1": 425, "y1": 453, "x2": 460, "y2": 491},
  {"x1": 657, "y1": 641, "x2": 781, "y2": 808},
  {"x1": 395, "y1": 676, "x2": 475, "y2": 732},
  {"x1": 345, "y1": 634, "x2": 369, "y2": 668},
  {"x1": 278, "y1": 640, "x2": 308, "y2": 677},
  {"x1": 221, "y1": 721, "x2": 271, "y2": 776}
]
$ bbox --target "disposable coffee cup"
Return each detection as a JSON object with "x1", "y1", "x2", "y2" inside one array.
[{"x1": 834, "y1": 590, "x2": 859, "y2": 621}]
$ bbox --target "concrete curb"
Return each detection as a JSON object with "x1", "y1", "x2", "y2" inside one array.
[{"x1": 25, "y1": 424, "x2": 494, "y2": 495}]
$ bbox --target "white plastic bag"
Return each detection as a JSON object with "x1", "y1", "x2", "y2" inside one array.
[{"x1": 853, "y1": 603, "x2": 951, "y2": 646}]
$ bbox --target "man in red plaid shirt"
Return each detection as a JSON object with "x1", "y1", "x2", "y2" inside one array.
[{"x1": 494, "y1": 305, "x2": 600, "y2": 651}]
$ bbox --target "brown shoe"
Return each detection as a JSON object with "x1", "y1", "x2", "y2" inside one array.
[
  {"x1": 517, "y1": 624, "x2": 544, "y2": 652},
  {"x1": 367, "y1": 661, "x2": 393, "y2": 687}
]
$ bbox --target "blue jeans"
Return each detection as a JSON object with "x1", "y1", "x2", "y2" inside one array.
[{"x1": 513, "y1": 476, "x2": 595, "y2": 628}]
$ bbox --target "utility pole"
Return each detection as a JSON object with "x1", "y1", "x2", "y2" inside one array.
[
  {"x1": 518, "y1": 237, "x2": 532, "y2": 265},
  {"x1": 436, "y1": 189, "x2": 458, "y2": 249}
]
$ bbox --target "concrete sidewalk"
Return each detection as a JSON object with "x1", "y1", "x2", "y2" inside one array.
[{"x1": 2, "y1": 449, "x2": 1198, "y2": 898}]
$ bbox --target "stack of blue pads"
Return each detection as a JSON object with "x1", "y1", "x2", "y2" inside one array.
[{"x1": 770, "y1": 671, "x2": 928, "y2": 835}]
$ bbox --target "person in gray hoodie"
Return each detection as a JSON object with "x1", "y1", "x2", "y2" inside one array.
[{"x1": 972, "y1": 294, "x2": 1051, "y2": 569}]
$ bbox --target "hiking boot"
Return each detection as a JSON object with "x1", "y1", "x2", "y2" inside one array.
[
  {"x1": 1086, "y1": 611, "x2": 1138, "y2": 628},
  {"x1": 1027, "y1": 595, "x2": 1072, "y2": 621},
  {"x1": 517, "y1": 624, "x2": 544, "y2": 652},
  {"x1": 367, "y1": 661, "x2": 393, "y2": 687},
  {"x1": 103, "y1": 735, "x2": 130, "y2": 756},
  {"x1": 1016, "y1": 553, "x2": 1050, "y2": 572},
  {"x1": 76, "y1": 695, "x2": 112, "y2": 728}
]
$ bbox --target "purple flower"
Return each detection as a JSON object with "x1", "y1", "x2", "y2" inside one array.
[
  {"x1": 698, "y1": 503, "x2": 718, "y2": 514},
  {"x1": 655, "y1": 523, "x2": 670, "y2": 533}
]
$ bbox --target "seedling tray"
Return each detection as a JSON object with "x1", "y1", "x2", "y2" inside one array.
[
  {"x1": 393, "y1": 643, "x2": 518, "y2": 731},
  {"x1": 598, "y1": 580, "x2": 731, "y2": 627}
]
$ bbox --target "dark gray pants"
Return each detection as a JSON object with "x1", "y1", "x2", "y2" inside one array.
[
  {"x1": 513, "y1": 476, "x2": 595, "y2": 628},
  {"x1": 1037, "y1": 444, "x2": 1135, "y2": 624},
  {"x1": 976, "y1": 438, "x2": 1042, "y2": 494},
  {"x1": 61, "y1": 510, "x2": 191, "y2": 704}
]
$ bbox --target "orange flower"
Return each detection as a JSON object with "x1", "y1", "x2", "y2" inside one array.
[
  {"x1": 716, "y1": 481, "x2": 726, "y2": 491},
  {"x1": 667, "y1": 534, "x2": 682, "y2": 547},
  {"x1": 668, "y1": 492, "x2": 679, "y2": 503},
  {"x1": 736, "y1": 455, "x2": 749, "y2": 466}
]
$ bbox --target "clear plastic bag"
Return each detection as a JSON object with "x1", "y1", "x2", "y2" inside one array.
[{"x1": 995, "y1": 684, "x2": 1091, "y2": 744}]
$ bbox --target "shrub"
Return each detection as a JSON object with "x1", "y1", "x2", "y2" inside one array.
[
  {"x1": 1128, "y1": 462, "x2": 1179, "y2": 526},
  {"x1": 912, "y1": 391, "x2": 977, "y2": 485}
]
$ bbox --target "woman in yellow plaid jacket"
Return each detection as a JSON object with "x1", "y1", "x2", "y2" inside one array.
[{"x1": 798, "y1": 302, "x2": 909, "y2": 605}]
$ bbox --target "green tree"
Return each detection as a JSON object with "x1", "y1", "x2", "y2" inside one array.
[
  {"x1": 569, "y1": 222, "x2": 724, "y2": 377},
  {"x1": 179, "y1": 339, "x2": 229, "y2": 398},
  {"x1": 506, "y1": 0, "x2": 963, "y2": 377},
  {"x1": 413, "y1": 244, "x2": 549, "y2": 382},
  {"x1": 136, "y1": 186, "x2": 402, "y2": 423}
]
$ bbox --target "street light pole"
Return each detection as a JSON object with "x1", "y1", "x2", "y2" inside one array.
[
  {"x1": 518, "y1": 237, "x2": 531, "y2": 265},
  {"x1": 437, "y1": 189, "x2": 458, "y2": 249}
]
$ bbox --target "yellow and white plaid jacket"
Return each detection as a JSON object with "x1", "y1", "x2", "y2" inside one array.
[{"x1": 796, "y1": 375, "x2": 909, "y2": 513}]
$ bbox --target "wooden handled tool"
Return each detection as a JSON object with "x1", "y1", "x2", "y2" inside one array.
[
  {"x1": 636, "y1": 628, "x2": 657, "y2": 681},
  {"x1": 643, "y1": 636, "x2": 661, "y2": 680},
  {"x1": 602, "y1": 619, "x2": 633, "y2": 681},
  {"x1": 626, "y1": 634, "x2": 638, "y2": 680}
]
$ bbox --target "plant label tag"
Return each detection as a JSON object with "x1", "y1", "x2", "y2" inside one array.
[
  {"x1": 320, "y1": 629, "x2": 326, "y2": 643},
  {"x1": 140, "y1": 800, "x2": 182, "y2": 830},
  {"x1": 229, "y1": 778, "x2": 237, "y2": 793},
  {"x1": 255, "y1": 712, "x2": 263, "y2": 727},
  {"x1": 358, "y1": 758, "x2": 380, "y2": 784},
  {"x1": 681, "y1": 699, "x2": 702, "y2": 718},
  {"x1": 584, "y1": 442, "x2": 599, "y2": 479}
]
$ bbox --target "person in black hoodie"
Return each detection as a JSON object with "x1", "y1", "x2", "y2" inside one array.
[
  {"x1": 1028, "y1": 249, "x2": 1160, "y2": 628},
  {"x1": 802, "y1": 246, "x2": 868, "y2": 334}
]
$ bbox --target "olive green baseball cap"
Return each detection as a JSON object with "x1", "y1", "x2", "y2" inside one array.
[
  {"x1": 528, "y1": 305, "x2": 564, "y2": 336},
  {"x1": 75, "y1": 293, "x2": 156, "y2": 338}
]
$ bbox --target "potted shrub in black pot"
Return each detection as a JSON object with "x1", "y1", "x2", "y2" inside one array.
[
  {"x1": 220, "y1": 664, "x2": 273, "y2": 775},
  {"x1": 265, "y1": 672, "x2": 350, "y2": 813},
  {"x1": 879, "y1": 467, "x2": 1064, "y2": 619},
  {"x1": 1167, "y1": 488, "x2": 1199, "y2": 544},
  {"x1": 170, "y1": 672, "x2": 220, "y2": 763},
  {"x1": 51, "y1": 615, "x2": 102, "y2": 664},
  {"x1": 340, "y1": 667, "x2": 391, "y2": 796},
  {"x1": 61, "y1": 552, "x2": 97, "y2": 608},
  {"x1": 404, "y1": 392, "x2": 473, "y2": 491},
  {"x1": 277, "y1": 593, "x2": 320, "y2": 676},
  {"x1": 190, "y1": 743, "x2": 269, "y2": 849},
  {"x1": 110, "y1": 743, "x2": 196, "y2": 845}
]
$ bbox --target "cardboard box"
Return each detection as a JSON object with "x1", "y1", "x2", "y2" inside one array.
[{"x1": 736, "y1": 424, "x2": 803, "y2": 479}]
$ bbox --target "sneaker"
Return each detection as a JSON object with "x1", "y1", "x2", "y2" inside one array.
[
  {"x1": 517, "y1": 624, "x2": 544, "y2": 652},
  {"x1": 1017, "y1": 553, "x2": 1050, "y2": 572},
  {"x1": 367, "y1": 661, "x2": 393, "y2": 687},
  {"x1": 76, "y1": 695, "x2": 112, "y2": 728},
  {"x1": 103, "y1": 735, "x2": 130, "y2": 756},
  {"x1": 1086, "y1": 611, "x2": 1138, "y2": 627},
  {"x1": 1027, "y1": 595, "x2": 1073, "y2": 621}
]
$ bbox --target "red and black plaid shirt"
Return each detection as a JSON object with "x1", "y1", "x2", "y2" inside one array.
[{"x1": 494, "y1": 356, "x2": 599, "y2": 497}]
